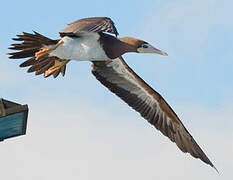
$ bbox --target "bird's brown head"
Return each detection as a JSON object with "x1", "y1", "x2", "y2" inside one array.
[{"x1": 119, "y1": 37, "x2": 168, "y2": 56}]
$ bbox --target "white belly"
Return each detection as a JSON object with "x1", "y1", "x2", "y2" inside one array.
[{"x1": 49, "y1": 33, "x2": 109, "y2": 61}]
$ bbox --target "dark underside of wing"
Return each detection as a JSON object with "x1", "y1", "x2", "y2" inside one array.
[
  {"x1": 91, "y1": 57, "x2": 216, "y2": 170},
  {"x1": 59, "y1": 17, "x2": 119, "y2": 37}
]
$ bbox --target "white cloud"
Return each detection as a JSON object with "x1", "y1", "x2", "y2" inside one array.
[
  {"x1": 141, "y1": 1, "x2": 217, "y2": 58},
  {"x1": 0, "y1": 94, "x2": 232, "y2": 180},
  {"x1": 140, "y1": 0, "x2": 233, "y2": 60}
]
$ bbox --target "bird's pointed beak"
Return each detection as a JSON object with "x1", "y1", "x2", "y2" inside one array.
[
  {"x1": 147, "y1": 45, "x2": 168, "y2": 56},
  {"x1": 137, "y1": 44, "x2": 168, "y2": 56},
  {"x1": 150, "y1": 46, "x2": 168, "y2": 56}
]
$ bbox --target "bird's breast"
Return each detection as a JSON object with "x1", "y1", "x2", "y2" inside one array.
[{"x1": 49, "y1": 35, "x2": 109, "y2": 61}]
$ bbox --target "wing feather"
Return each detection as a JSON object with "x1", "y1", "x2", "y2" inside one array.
[
  {"x1": 92, "y1": 57, "x2": 216, "y2": 170},
  {"x1": 59, "y1": 17, "x2": 118, "y2": 37}
]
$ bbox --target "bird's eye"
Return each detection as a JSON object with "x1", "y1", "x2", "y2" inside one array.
[{"x1": 142, "y1": 44, "x2": 149, "y2": 48}]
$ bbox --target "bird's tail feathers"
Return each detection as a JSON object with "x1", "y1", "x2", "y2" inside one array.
[
  {"x1": 8, "y1": 31, "x2": 58, "y2": 59},
  {"x1": 8, "y1": 31, "x2": 66, "y2": 78}
]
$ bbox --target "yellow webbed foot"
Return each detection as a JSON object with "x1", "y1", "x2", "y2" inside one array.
[
  {"x1": 44, "y1": 59, "x2": 70, "y2": 78},
  {"x1": 35, "y1": 48, "x2": 49, "y2": 60}
]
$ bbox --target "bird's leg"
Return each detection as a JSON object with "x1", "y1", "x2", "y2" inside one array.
[
  {"x1": 35, "y1": 40, "x2": 64, "y2": 60},
  {"x1": 44, "y1": 59, "x2": 70, "y2": 77}
]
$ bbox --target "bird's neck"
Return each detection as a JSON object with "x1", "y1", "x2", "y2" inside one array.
[{"x1": 99, "y1": 33, "x2": 137, "y2": 59}]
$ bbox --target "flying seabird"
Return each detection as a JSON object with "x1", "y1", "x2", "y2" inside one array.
[{"x1": 8, "y1": 17, "x2": 217, "y2": 171}]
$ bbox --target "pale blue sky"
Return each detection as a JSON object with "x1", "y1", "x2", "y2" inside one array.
[{"x1": 0, "y1": 0, "x2": 233, "y2": 179}]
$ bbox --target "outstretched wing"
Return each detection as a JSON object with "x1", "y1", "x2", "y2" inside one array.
[
  {"x1": 59, "y1": 17, "x2": 119, "y2": 37},
  {"x1": 92, "y1": 57, "x2": 216, "y2": 170}
]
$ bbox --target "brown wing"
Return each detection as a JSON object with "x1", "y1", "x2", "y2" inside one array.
[
  {"x1": 59, "y1": 17, "x2": 118, "y2": 37},
  {"x1": 92, "y1": 57, "x2": 217, "y2": 170}
]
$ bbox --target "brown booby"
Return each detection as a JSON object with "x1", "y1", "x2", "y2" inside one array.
[{"x1": 8, "y1": 17, "x2": 217, "y2": 171}]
